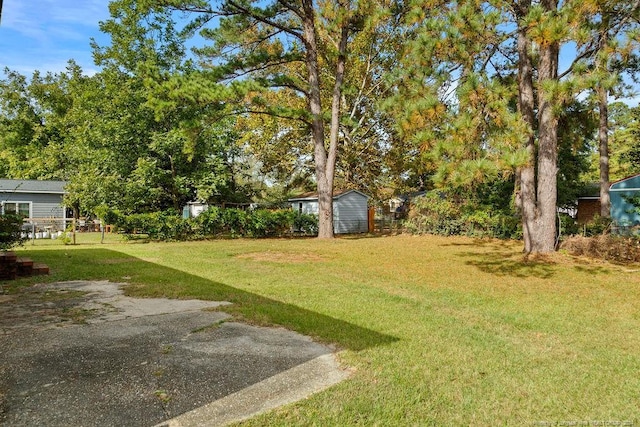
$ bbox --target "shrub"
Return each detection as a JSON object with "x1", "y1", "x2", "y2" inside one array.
[
  {"x1": 404, "y1": 192, "x2": 521, "y2": 239},
  {"x1": 582, "y1": 215, "x2": 612, "y2": 236},
  {"x1": 104, "y1": 207, "x2": 317, "y2": 241},
  {"x1": 117, "y1": 211, "x2": 191, "y2": 241},
  {"x1": 0, "y1": 214, "x2": 26, "y2": 251},
  {"x1": 221, "y1": 208, "x2": 248, "y2": 237},
  {"x1": 293, "y1": 213, "x2": 319, "y2": 235},
  {"x1": 558, "y1": 213, "x2": 579, "y2": 237},
  {"x1": 245, "y1": 209, "x2": 283, "y2": 237},
  {"x1": 193, "y1": 206, "x2": 223, "y2": 237},
  {"x1": 404, "y1": 193, "x2": 463, "y2": 236}
]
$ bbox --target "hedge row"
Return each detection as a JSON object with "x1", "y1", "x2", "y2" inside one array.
[{"x1": 102, "y1": 208, "x2": 318, "y2": 240}]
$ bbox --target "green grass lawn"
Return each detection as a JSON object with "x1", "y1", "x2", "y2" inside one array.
[{"x1": 7, "y1": 233, "x2": 640, "y2": 425}]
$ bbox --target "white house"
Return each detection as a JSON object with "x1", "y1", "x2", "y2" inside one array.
[{"x1": 288, "y1": 189, "x2": 370, "y2": 234}]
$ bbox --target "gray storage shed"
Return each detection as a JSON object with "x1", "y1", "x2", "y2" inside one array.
[
  {"x1": 0, "y1": 179, "x2": 68, "y2": 229},
  {"x1": 289, "y1": 189, "x2": 370, "y2": 234}
]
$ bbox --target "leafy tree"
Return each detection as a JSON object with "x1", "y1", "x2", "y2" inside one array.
[
  {"x1": 561, "y1": 0, "x2": 640, "y2": 217},
  {"x1": 102, "y1": 0, "x2": 383, "y2": 238},
  {"x1": 390, "y1": 0, "x2": 640, "y2": 253}
]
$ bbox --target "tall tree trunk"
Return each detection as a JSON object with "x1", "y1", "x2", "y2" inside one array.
[
  {"x1": 516, "y1": 0, "x2": 537, "y2": 253},
  {"x1": 535, "y1": 0, "x2": 560, "y2": 253},
  {"x1": 598, "y1": 84, "x2": 610, "y2": 217},
  {"x1": 597, "y1": 13, "x2": 611, "y2": 219},
  {"x1": 517, "y1": 0, "x2": 560, "y2": 253},
  {"x1": 302, "y1": 0, "x2": 334, "y2": 238}
]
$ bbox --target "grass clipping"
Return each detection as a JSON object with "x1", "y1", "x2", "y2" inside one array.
[{"x1": 561, "y1": 234, "x2": 640, "y2": 263}]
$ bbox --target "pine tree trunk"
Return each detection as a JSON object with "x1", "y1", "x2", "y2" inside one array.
[
  {"x1": 598, "y1": 80, "x2": 611, "y2": 218},
  {"x1": 302, "y1": 0, "x2": 334, "y2": 238},
  {"x1": 516, "y1": 1, "x2": 537, "y2": 253},
  {"x1": 516, "y1": 0, "x2": 560, "y2": 253},
  {"x1": 534, "y1": 0, "x2": 560, "y2": 253}
]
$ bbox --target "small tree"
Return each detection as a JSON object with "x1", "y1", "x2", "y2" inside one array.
[{"x1": 0, "y1": 214, "x2": 26, "y2": 251}]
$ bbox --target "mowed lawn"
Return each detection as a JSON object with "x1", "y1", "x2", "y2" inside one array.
[{"x1": 12, "y1": 234, "x2": 640, "y2": 425}]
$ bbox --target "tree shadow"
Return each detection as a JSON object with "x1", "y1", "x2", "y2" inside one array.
[
  {"x1": 8, "y1": 248, "x2": 398, "y2": 352},
  {"x1": 455, "y1": 241, "x2": 557, "y2": 279},
  {"x1": 456, "y1": 241, "x2": 614, "y2": 278},
  {"x1": 460, "y1": 251, "x2": 557, "y2": 279}
]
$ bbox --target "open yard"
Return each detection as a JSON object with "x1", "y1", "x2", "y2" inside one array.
[{"x1": 6, "y1": 234, "x2": 640, "y2": 425}]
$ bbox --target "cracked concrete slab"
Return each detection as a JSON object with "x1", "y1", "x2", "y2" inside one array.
[{"x1": 0, "y1": 281, "x2": 349, "y2": 426}]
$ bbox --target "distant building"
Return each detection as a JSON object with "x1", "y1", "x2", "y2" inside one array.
[
  {"x1": 610, "y1": 174, "x2": 640, "y2": 228},
  {"x1": 0, "y1": 179, "x2": 68, "y2": 231},
  {"x1": 288, "y1": 190, "x2": 370, "y2": 234}
]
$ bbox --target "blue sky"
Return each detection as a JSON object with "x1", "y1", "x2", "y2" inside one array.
[
  {"x1": 0, "y1": 1, "x2": 636, "y2": 106},
  {"x1": 0, "y1": 0, "x2": 112, "y2": 76}
]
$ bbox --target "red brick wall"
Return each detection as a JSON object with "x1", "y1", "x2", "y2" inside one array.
[{"x1": 577, "y1": 199, "x2": 601, "y2": 224}]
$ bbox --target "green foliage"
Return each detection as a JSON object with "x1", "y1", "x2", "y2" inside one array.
[
  {"x1": 582, "y1": 215, "x2": 613, "y2": 237},
  {"x1": 292, "y1": 213, "x2": 319, "y2": 236},
  {"x1": 558, "y1": 213, "x2": 580, "y2": 237},
  {"x1": 0, "y1": 214, "x2": 26, "y2": 251},
  {"x1": 405, "y1": 191, "x2": 521, "y2": 239},
  {"x1": 105, "y1": 207, "x2": 317, "y2": 240},
  {"x1": 404, "y1": 193, "x2": 463, "y2": 236},
  {"x1": 115, "y1": 210, "x2": 190, "y2": 241}
]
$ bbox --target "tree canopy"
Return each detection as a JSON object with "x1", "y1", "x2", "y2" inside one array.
[{"x1": 0, "y1": 0, "x2": 638, "y2": 250}]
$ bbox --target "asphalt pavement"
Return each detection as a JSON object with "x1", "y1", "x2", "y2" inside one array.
[{"x1": 0, "y1": 281, "x2": 348, "y2": 426}]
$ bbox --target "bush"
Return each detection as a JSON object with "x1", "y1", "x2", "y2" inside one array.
[
  {"x1": 404, "y1": 192, "x2": 521, "y2": 239},
  {"x1": 404, "y1": 193, "x2": 463, "y2": 236},
  {"x1": 0, "y1": 214, "x2": 26, "y2": 251},
  {"x1": 293, "y1": 213, "x2": 319, "y2": 235},
  {"x1": 582, "y1": 215, "x2": 612, "y2": 236},
  {"x1": 558, "y1": 213, "x2": 580, "y2": 237},
  {"x1": 192, "y1": 206, "x2": 222, "y2": 237},
  {"x1": 116, "y1": 211, "x2": 191, "y2": 241},
  {"x1": 246, "y1": 209, "x2": 294, "y2": 238}
]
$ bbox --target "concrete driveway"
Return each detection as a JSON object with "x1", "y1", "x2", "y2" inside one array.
[{"x1": 0, "y1": 281, "x2": 349, "y2": 426}]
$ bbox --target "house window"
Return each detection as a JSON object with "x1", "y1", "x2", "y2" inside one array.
[
  {"x1": 3, "y1": 202, "x2": 31, "y2": 218},
  {"x1": 298, "y1": 203, "x2": 303, "y2": 214}
]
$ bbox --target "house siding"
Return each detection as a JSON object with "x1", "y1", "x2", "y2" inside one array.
[
  {"x1": 610, "y1": 175, "x2": 640, "y2": 226},
  {"x1": 0, "y1": 180, "x2": 67, "y2": 230},
  {"x1": 289, "y1": 190, "x2": 369, "y2": 234},
  {"x1": 334, "y1": 191, "x2": 368, "y2": 234},
  {"x1": 292, "y1": 200, "x2": 319, "y2": 216}
]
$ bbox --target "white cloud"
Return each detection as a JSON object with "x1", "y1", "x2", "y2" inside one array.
[{"x1": 0, "y1": 0, "x2": 111, "y2": 75}]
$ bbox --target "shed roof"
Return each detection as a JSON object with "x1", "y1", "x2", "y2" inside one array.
[
  {"x1": 288, "y1": 189, "x2": 369, "y2": 202},
  {"x1": 610, "y1": 173, "x2": 640, "y2": 190},
  {"x1": 0, "y1": 179, "x2": 67, "y2": 194}
]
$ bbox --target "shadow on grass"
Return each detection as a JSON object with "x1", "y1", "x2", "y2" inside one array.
[
  {"x1": 460, "y1": 251, "x2": 557, "y2": 278},
  {"x1": 458, "y1": 249, "x2": 614, "y2": 279},
  {"x1": 10, "y1": 248, "x2": 398, "y2": 352},
  {"x1": 453, "y1": 240, "x2": 557, "y2": 279}
]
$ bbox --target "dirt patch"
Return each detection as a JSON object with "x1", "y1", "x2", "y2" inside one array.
[
  {"x1": 0, "y1": 284, "x2": 95, "y2": 335},
  {"x1": 236, "y1": 251, "x2": 325, "y2": 263}
]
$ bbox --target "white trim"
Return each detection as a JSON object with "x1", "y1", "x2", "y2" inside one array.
[{"x1": 610, "y1": 187, "x2": 640, "y2": 192}]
